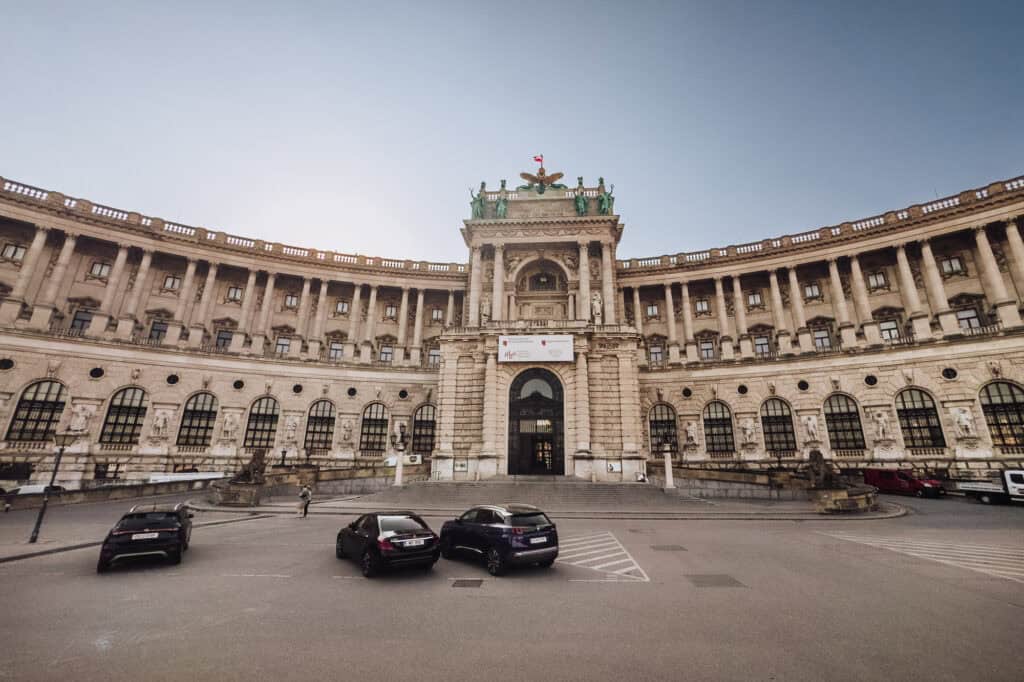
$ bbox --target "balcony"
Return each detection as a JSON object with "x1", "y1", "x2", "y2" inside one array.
[{"x1": 961, "y1": 321, "x2": 1002, "y2": 338}]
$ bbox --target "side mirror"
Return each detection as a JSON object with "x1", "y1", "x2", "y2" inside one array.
[
  {"x1": 455, "y1": 518, "x2": 463, "y2": 525},
  {"x1": 187, "y1": 513, "x2": 195, "y2": 519},
  {"x1": 348, "y1": 522, "x2": 357, "y2": 530}
]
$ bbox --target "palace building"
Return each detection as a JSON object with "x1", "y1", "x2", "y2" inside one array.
[{"x1": 1, "y1": 169, "x2": 1024, "y2": 487}]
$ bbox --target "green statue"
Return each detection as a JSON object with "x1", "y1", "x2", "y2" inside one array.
[
  {"x1": 574, "y1": 176, "x2": 587, "y2": 216},
  {"x1": 597, "y1": 177, "x2": 615, "y2": 215},
  {"x1": 469, "y1": 181, "x2": 486, "y2": 219},
  {"x1": 495, "y1": 179, "x2": 508, "y2": 219}
]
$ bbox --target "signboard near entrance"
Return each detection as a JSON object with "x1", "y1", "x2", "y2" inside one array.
[{"x1": 498, "y1": 335, "x2": 573, "y2": 363}]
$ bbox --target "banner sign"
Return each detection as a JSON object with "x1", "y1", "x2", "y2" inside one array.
[{"x1": 498, "y1": 335, "x2": 574, "y2": 363}]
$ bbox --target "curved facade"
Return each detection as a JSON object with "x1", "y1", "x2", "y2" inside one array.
[{"x1": 1, "y1": 171, "x2": 1024, "y2": 487}]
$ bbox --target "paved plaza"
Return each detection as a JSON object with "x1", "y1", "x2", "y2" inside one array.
[{"x1": 1, "y1": 493, "x2": 1021, "y2": 681}]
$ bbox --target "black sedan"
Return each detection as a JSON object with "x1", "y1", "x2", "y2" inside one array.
[
  {"x1": 439, "y1": 504, "x2": 558, "y2": 576},
  {"x1": 336, "y1": 511, "x2": 440, "y2": 577}
]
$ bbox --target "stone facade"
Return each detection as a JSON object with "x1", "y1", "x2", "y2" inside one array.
[{"x1": 1, "y1": 171, "x2": 1024, "y2": 487}]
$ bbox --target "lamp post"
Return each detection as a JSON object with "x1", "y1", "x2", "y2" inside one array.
[
  {"x1": 280, "y1": 449, "x2": 287, "y2": 467},
  {"x1": 29, "y1": 431, "x2": 77, "y2": 544}
]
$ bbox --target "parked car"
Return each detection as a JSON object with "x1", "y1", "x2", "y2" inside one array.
[
  {"x1": 96, "y1": 502, "x2": 193, "y2": 573},
  {"x1": 440, "y1": 504, "x2": 558, "y2": 576},
  {"x1": 863, "y1": 468, "x2": 946, "y2": 498},
  {"x1": 6, "y1": 484, "x2": 65, "y2": 495},
  {"x1": 336, "y1": 512, "x2": 440, "y2": 577},
  {"x1": 955, "y1": 469, "x2": 1024, "y2": 504}
]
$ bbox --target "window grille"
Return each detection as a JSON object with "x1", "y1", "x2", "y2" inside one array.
[
  {"x1": 980, "y1": 382, "x2": 1024, "y2": 447},
  {"x1": 99, "y1": 387, "x2": 148, "y2": 445},
  {"x1": 702, "y1": 401, "x2": 734, "y2": 453},
  {"x1": 5, "y1": 380, "x2": 67, "y2": 442},
  {"x1": 895, "y1": 389, "x2": 946, "y2": 448},
  {"x1": 760, "y1": 398, "x2": 797, "y2": 452},
  {"x1": 176, "y1": 392, "x2": 218, "y2": 447},
  {"x1": 304, "y1": 400, "x2": 336, "y2": 451},
  {"x1": 360, "y1": 403, "x2": 389, "y2": 454},
  {"x1": 823, "y1": 394, "x2": 865, "y2": 450},
  {"x1": 243, "y1": 397, "x2": 280, "y2": 449},
  {"x1": 649, "y1": 404, "x2": 678, "y2": 454},
  {"x1": 412, "y1": 404, "x2": 436, "y2": 455}
]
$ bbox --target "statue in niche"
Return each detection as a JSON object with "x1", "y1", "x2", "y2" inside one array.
[
  {"x1": 469, "y1": 181, "x2": 487, "y2": 219},
  {"x1": 740, "y1": 418, "x2": 758, "y2": 445},
  {"x1": 684, "y1": 421, "x2": 699, "y2": 445},
  {"x1": 495, "y1": 180, "x2": 509, "y2": 219},
  {"x1": 872, "y1": 411, "x2": 891, "y2": 441},
  {"x1": 151, "y1": 410, "x2": 171, "y2": 439},
  {"x1": 341, "y1": 420, "x2": 353, "y2": 443},
  {"x1": 221, "y1": 413, "x2": 239, "y2": 441},
  {"x1": 954, "y1": 407, "x2": 976, "y2": 439},
  {"x1": 574, "y1": 177, "x2": 588, "y2": 216},
  {"x1": 69, "y1": 404, "x2": 94, "y2": 434},
  {"x1": 803, "y1": 414, "x2": 819, "y2": 442},
  {"x1": 284, "y1": 416, "x2": 299, "y2": 444},
  {"x1": 591, "y1": 292, "x2": 603, "y2": 324},
  {"x1": 480, "y1": 294, "x2": 492, "y2": 323},
  {"x1": 597, "y1": 177, "x2": 615, "y2": 215}
]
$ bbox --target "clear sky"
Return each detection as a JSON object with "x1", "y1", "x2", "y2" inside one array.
[{"x1": 1, "y1": 1, "x2": 1021, "y2": 263}]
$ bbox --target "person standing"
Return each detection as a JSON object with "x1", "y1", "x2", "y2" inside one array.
[{"x1": 298, "y1": 484, "x2": 312, "y2": 519}]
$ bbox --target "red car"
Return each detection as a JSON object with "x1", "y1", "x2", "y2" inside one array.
[{"x1": 863, "y1": 468, "x2": 946, "y2": 498}]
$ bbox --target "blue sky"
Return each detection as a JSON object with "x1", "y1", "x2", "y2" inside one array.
[{"x1": 1, "y1": 1, "x2": 1021, "y2": 262}]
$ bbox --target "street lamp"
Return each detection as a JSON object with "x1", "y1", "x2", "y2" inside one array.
[{"x1": 28, "y1": 431, "x2": 77, "y2": 544}]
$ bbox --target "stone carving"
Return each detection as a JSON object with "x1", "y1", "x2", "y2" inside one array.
[
  {"x1": 69, "y1": 404, "x2": 94, "y2": 434},
  {"x1": 46, "y1": 359, "x2": 62, "y2": 378},
  {"x1": 517, "y1": 165, "x2": 566, "y2": 194},
  {"x1": 597, "y1": 177, "x2": 615, "y2": 215},
  {"x1": 830, "y1": 376, "x2": 840, "y2": 391},
  {"x1": 872, "y1": 410, "x2": 892, "y2": 441},
  {"x1": 574, "y1": 177, "x2": 588, "y2": 216},
  {"x1": 591, "y1": 292, "x2": 603, "y2": 324},
  {"x1": 740, "y1": 418, "x2": 758, "y2": 445},
  {"x1": 230, "y1": 449, "x2": 266, "y2": 485},
  {"x1": 265, "y1": 381, "x2": 273, "y2": 394},
  {"x1": 779, "y1": 284, "x2": 791, "y2": 307},
  {"x1": 341, "y1": 420, "x2": 353, "y2": 443},
  {"x1": 767, "y1": 381, "x2": 776, "y2": 395},
  {"x1": 684, "y1": 421, "x2": 699, "y2": 445},
  {"x1": 953, "y1": 407, "x2": 976, "y2": 439},
  {"x1": 480, "y1": 294, "x2": 492, "y2": 323},
  {"x1": 221, "y1": 413, "x2": 239, "y2": 441},
  {"x1": 495, "y1": 180, "x2": 508, "y2": 219},
  {"x1": 988, "y1": 360, "x2": 1002, "y2": 378},
  {"x1": 150, "y1": 409, "x2": 172, "y2": 440},
  {"x1": 803, "y1": 414, "x2": 820, "y2": 442},
  {"x1": 131, "y1": 368, "x2": 142, "y2": 381},
  {"x1": 202, "y1": 375, "x2": 212, "y2": 389},
  {"x1": 469, "y1": 181, "x2": 486, "y2": 219},
  {"x1": 284, "y1": 415, "x2": 299, "y2": 443},
  {"x1": 590, "y1": 258, "x2": 601, "y2": 281},
  {"x1": 902, "y1": 369, "x2": 913, "y2": 385}
]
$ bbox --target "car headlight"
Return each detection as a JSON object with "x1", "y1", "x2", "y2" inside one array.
[{"x1": 922, "y1": 483, "x2": 933, "y2": 488}]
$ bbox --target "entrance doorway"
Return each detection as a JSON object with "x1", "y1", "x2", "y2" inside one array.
[{"x1": 508, "y1": 368, "x2": 564, "y2": 475}]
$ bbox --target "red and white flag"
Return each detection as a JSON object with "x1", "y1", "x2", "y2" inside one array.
[{"x1": 533, "y1": 154, "x2": 543, "y2": 164}]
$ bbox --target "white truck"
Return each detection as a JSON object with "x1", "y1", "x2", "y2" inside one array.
[{"x1": 956, "y1": 469, "x2": 1024, "y2": 504}]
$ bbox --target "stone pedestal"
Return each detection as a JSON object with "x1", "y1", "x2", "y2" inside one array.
[
  {"x1": 796, "y1": 328, "x2": 814, "y2": 353},
  {"x1": 86, "y1": 312, "x2": 112, "y2": 337},
  {"x1": 720, "y1": 336, "x2": 735, "y2": 360},
  {"x1": 936, "y1": 310, "x2": 960, "y2": 337},
  {"x1": 684, "y1": 341, "x2": 699, "y2": 363},
  {"x1": 29, "y1": 304, "x2": 58, "y2": 331},
  {"x1": 306, "y1": 339, "x2": 322, "y2": 359},
  {"x1": 872, "y1": 439, "x2": 901, "y2": 461},
  {"x1": 668, "y1": 343, "x2": 681, "y2": 364},
  {"x1": 776, "y1": 331, "x2": 794, "y2": 355},
  {"x1": 251, "y1": 333, "x2": 268, "y2": 356},
  {"x1": 359, "y1": 342, "x2": 373, "y2": 363},
  {"x1": 288, "y1": 342, "x2": 303, "y2": 359},
  {"x1": 229, "y1": 331, "x2": 248, "y2": 354},
  {"x1": 738, "y1": 335, "x2": 753, "y2": 359},
  {"x1": 187, "y1": 325, "x2": 206, "y2": 348},
  {"x1": 909, "y1": 312, "x2": 932, "y2": 341},
  {"x1": 409, "y1": 347, "x2": 422, "y2": 366},
  {"x1": 954, "y1": 438, "x2": 992, "y2": 460},
  {"x1": 163, "y1": 322, "x2": 185, "y2": 347},
  {"x1": 861, "y1": 320, "x2": 882, "y2": 346},
  {"x1": 431, "y1": 454, "x2": 454, "y2": 480},
  {"x1": 115, "y1": 316, "x2": 138, "y2": 339},
  {"x1": 993, "y1": 299, "x2": 1022, "y2": 329},
  {"x1": 838, "y1": 322, "x2": 857, "y2": 348}
]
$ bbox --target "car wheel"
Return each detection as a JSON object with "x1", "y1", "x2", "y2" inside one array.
[
  {"x1": 979, "y1": 494, "x2": 993, "y2": 505},
  {"x1": 420, "y1": 561, "x2": 434, "y2": 571},
  {"x1": 360, "y1": 550, "x2": 378, "y2": 578},
  {"x1": 915, "y1": 489, "x2": 924, "y2": 498},
  {"x1": 486, "y1": 548, "x2": 505, "y2": 577},
  {"x1": 169, "y1": 550, "x2": 182, "y2": 565},
  {"x1": 538, "y1": 557, "x2": 556, "y2": 568},
  {"x1": 336, "y1": 539, "x2": 346, "y2": 559},
  {"x1": 440, "y1": 537, "x2": 454, "y2": 559},
  {"x1": 96, "y1": 559, "x2": 109, "y2": 574}
]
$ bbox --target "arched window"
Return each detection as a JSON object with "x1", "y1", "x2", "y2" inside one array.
[
  {"x1": 100, "y1": 387, "x2": 148, "y2": 445},
  {"x1": 360, "y1": 403, "x2": 389, "y2": 454},
  {"x1": 648, "y1": 404, "x2": 678, "y2": 454},
  {"x1": 176, "y1": 393, "x2": 218, "y2": 447},
  {"x1": 304, "y1": 400, "x2": 336, "y2": 453},
  {"x1": 702, "y1": 401, "x2": 735, "y2": 453},
  {"x1": 823, "y1": 394, "x2": 865, "y2": 450},
  {"x1": 6, "y1": 380, "x2": 68, "y2": 442},
  {"x1": 979, "y1": 382, "x2": 1024, "y2": 448},
  {"x1": 895, "y1": 389, "x2": 945, "y2": 448},
  {"x1": 412, "y1": 404, "x2": 437, "y2": 456},
  {"x1": 760, "y1": 398, "x2": 796, "y2": 453},
  {"x1": 243, "y1": 397, "x2": 280, "y2": 449}
]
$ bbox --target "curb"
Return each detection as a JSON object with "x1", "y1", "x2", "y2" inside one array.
[{"x1": 0, "y1": 513, "x2": 274, "y2": 565}]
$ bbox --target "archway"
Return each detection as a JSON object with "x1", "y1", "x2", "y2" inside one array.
[{"x1": 508, "y1": 368, "x2": 564, "y2": 475}]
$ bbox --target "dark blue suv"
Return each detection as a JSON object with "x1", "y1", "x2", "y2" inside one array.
[{"x1": 439, "y1": 504, "x2": 558, "y2": 576}]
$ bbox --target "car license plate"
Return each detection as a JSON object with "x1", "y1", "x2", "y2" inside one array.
[
  {"x1": 530, "y1": 537, "x2": 546, "y2": 545},
  {"x1": 131, "y1": 532, "x2": 158, "y2": 540},
  {"x1": 405, "y1": 538, "x2": 425, "y2": 547}
]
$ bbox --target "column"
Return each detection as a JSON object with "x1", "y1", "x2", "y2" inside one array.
[
  {"x1": 409, "y1": 288, "x2": 425, "y2": 366},
  {"x1": 600, "y1": 241, "x2": 616, "y2": 324},
  {"x1": 187, "y1": 262, "x2": 219, "y2": 347},
  {"x1": 491, "y1": 244, "x2": 504, "y2": 321},
  {"x1": 307, "y1": 279, "x2": 329, "y2": 358},
  {"x1": 919, "y1": 240, "x2": 959, "y2": 336},
  {"x1": 360, "y1": 284, "x2": 378, "y2": 362},
  {"x1": 467, "y1": 246, "x2": 482, "y2": 326},
  {"x1": 445, "y1": 289, "x2": 455, "y2": 327},
  {"x1": 1004, "y1": 217, "x2": 1024, "y2": 301},
  {"x1": 87, "y1": 244, "x2": 130, "y2": 336},
  {"x1": 396, "y1": 287, "x2": 410, "y2": 362},
  {"x1": 229, "y1": 270, "x2": 259, "y2": 352},
  {"x1": 578, "y1": 241, "x2": 591, "y2": 321},
  {"x1": 163, "y1": 258, "x2": 197, "y2": 346},
  {"x1": 481, "y1": 351, "x2": 497, "y2": 459},
  {"x1": 664, "y1": 283, "x2": 680, "y2": 363},
  {"x1": 768, "y1": 271, "x2": 793, "y2": 354},
  {"x1": 714, "y1": 277, "x2": 734, "y2": 360},
  {"x1": 787, "y1": 267, "x2": 813, "y2": 353},
  {"x1": 575, "y1": 351, "x2": 591, "y2": 456},
  {"x1": 115, "y1": 246, "x2": 152, "y2": 337},
  {"x1": 732, "y1": 275, "x2": 752, "y2": 357},
  {"x1": 0, "y1": 226, "x2": 49, "y2": 323},
  {"x1": 849, "y1": 255, "x2": 881, "y2": 346},
  {"x1": 288, "y1": 276, "x2": 311, "y2": 357},
  {"x1": 343, "y1": 282, "x2": 362, "y2": 358},
  {"x1": 250, "y1": 272, "x2": 277, "y2": 355},
  {"x1": 29, "y1": 232, "x2": 78, "y2": 330},
  {"x1": 631, "y1": 287, "x2": 643, "y2": 334},
  {"x1": 896, "y1": 244, "x2": 932, "y2": 339},
  {"x1": 828, "y1": 258, "x2": 858, "y2": 347},
  {"x1": 975, "y1": 226, "x2": 1022, "y2": 328},
  {"x1": 680, "y1": 281, "x2": 698, "y2": 362}
]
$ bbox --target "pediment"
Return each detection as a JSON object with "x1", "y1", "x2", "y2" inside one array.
[
  {"x1": 69, "y1": 296, "x2": 102, "y2": 309},
  {"x1": 271, "y1": 324, "x2": 296, "y2": 335},
  {"x1": 144, "y1": 307, "x2": 174, "y2": 319},
  {"x1": 211, "y1": 316, "x2": 238, "y2": 329}
]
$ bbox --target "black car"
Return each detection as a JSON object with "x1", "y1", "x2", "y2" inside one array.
[
  {"x1": 439, "y1": 504, "x2": 558, "y2": 576},
  {"x1": 97, "y1": 503, "x2": 193, "y2": 573},
  {"x1": 336, "y1": 511, "x2": 440, "y2": 577}
]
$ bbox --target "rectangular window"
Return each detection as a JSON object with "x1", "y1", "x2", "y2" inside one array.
[
  {"x1": 645, "y1": 303, "x2": 659, "y2": 319},
  {"x1": 226, "y1": 286, "x2": 243, "y2": 302},
  {"x1": 867, "y1": 272, "x2": 887, "y2": 290},
  {"x1": 328, "y1": 341, "x2": 344, "y2": 360},
  {"x1": 90, "y1": 261, "x2": 111, "y2": 279},
  {"x1": 384, "y1": 304, "x2": 398, "y2": 319},
  {"x1": 275, "y1": 337, "x2": 291, "y2": 354},
  {"x1": 754, "y1": 336, "x2": 770, "y2": 355},
  {"x1": 379, "y1": 345, "x2": 394, "y2": 363},
  {"x1": 427, "y1": 348, "x2": 442, "y2": 367},
  {"x1": 699, "y1": 340, "x2": 716, "y2": 360},
  {"x1": 803, "y1": 283, "x2": 821, "y2": 300},
  {"x1": 813, "y1": 328, "x2": 832, "y2": 349},
  {"x1": 694, "y1": 299, "x2": 709, "y2": 314},
  {"x1": 956, "y1": 308, "x2": 981, "y2": 329},
  {"x1": 879, "y1": 319, "x2": 901, "y2": 340},
  {"x1": 431, "y1": 308, "x2": 444, "y2": 322},
  {"x1": 284, "y1": 294, "x2": 299, "y2": 309},
  {"x1": 649, "y1": 345, "x2": 663, "y2": 363},
  {"x1": 335, "y1": 299, "x2": 349, "y2": 315},
  {"x1": 1, "y1": 243, "x2": 26, "y2": 262},
  {"x1": 747, "y1": 291, "x2": 763, "y2": 307},
  {"x1": 163, "y1": 274, "x2": 181, "y2": 291},
  {"x1": 149, "y1": 320, "x2": 168, "y2": 341},
  {"x1": 93, "y1": 463, "x2": 121, "y2": 480},
  {"x1": 70, "y1": 309, "x2": 93, "y2": 331},
  {"x1": 215, "y1": 329, "x2": 234, "y2": 348},
  {"x1": 940, "y1": 256, "x2": 964, "y2": 276}
]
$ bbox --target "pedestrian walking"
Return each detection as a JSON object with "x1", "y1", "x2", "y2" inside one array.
[{"x1": 298, "y1": 484, "x2": 312, "y2": 519}]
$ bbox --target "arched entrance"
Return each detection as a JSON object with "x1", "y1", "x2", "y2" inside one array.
[{"x1": 508, "y1": 368, "x2": 564, "y2": 475}]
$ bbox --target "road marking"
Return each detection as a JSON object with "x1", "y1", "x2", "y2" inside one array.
[
  {"x1": 220, "y1": 573, "x2": 292, "y2": 578},
  {"x1": 556, "y1": 531, "x2": 649, "y2": 582},
  {"x1": 822, "y1": 532, "x2": 1024, "y2": 584}
]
